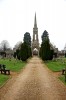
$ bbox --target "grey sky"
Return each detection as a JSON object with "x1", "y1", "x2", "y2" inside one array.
[{"x1": 0, "y1": 0, "x2": 66, "y2": 50}]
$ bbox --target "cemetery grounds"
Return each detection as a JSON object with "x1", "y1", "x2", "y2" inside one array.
[{"x1": 0, "y1": 57, "x2": 66, "y2": 100}]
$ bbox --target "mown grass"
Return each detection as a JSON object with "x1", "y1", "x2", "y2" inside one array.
[
  {"x1": 59, "y1": 75, "x2": 66, "y2": 85},
  {"x1": 45, "y1": 60, "x2": 66, "y2": 72},
  {"x1": 0, "y1": 58, "x2": 26, "y2": 87},
  {"x1": 45, "y1": 58, "x2": 66, "y2": 84},
  {"x1": 0, "y1": 58, "x2": 26, "y2": 72},
  {"x1": 0, "y1": 74, "x2": 9, "y2": 86}
]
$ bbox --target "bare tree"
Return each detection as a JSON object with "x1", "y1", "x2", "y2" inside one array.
[
  {"x1": 13, "y1": 41, "x2": 22, "y2": 50},
  {"x1": 0, "y1": 40, "x2": 11, "y2": 51}
]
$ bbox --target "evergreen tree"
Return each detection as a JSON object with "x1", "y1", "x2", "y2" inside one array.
[
  {"x1": 13, "y1": 52, "x2": 17, "y2": 58},
  {"x1": 19, "y1": 42, "x2": 32, "y2": 61},
  {"x1": 16, "y1": 49, "x2": 20, "y2": 60},
  {"x1": 24, "y1": 32, "x2": 31, "y2": 46},
  {"x1": 41, "y1": 30, "x2": 48, "y2": 43},
  {"x1": 65, "y1": 53, "x2": 66, "y2": 57},
  {"x1": 14, "y1": 32, "x2": 32, "y2": 61},
  {"x1": 40, "y1": 30, "x2": 54, "y2": 60},
  {"x1": 41, "y1": 39, "x2": 50, "y2": 60},
  {"x1": 19, "y1": 42, "x2": 28, "y2": 61}
]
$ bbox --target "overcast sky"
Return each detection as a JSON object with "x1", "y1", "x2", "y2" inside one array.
[{"x1": 0, "y1": 0, "x2": 66, "y2": 50}]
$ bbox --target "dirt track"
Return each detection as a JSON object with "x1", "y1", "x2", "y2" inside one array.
[{"x1": 0, "y1": 57, "x2": 66, "y2": 100}]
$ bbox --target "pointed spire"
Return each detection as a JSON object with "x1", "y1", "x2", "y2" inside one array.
[{"x1": 34, "y1": 12, "x2": 37, "y2": 28}]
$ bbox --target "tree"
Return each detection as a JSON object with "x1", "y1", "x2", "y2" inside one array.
[
  {"x1": 0, "y1": 40, "x2": 11, "y2": 51},
  {"x1": 14, "y1": 41, "x2": 32, "y2": 61},
  {"x1": 23, "y1": 32, "x2": 31, "y2": 46},
  {"x1": 40, "y1": 31, "x2": 54, "y2": 60},
  {"x1": 16, "y1": 49, "x2": 20, "y2": 60},
  {"x1": 27, "y1": 45, "x2": 32, "y2": 58},
  {"x1": 41, "y1": 30, "x2": 49, "y2": 43},
  {"x1": 19, "y1": 42, "x2": 31, "y2": 61},
  {"x1": 65, "y1": 53, "x2": 66, "y2": 57},
  {"x1": 13, "y1": 52, "x2": 17, "y2": 58},
  {"x1": 41, "y1": 39, "x2": 50, "y2": 60},
  {"x1": 14, "y1": 42, "x2": 32, "y2": 61},
  {"x1": 14, "y1": 41, "x2": 22, "y2": 50},
  {"x1": 0, "y1": 51, "x2": 6, "y2": 57}
]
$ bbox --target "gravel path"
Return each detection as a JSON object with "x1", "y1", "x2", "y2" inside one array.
[{"x1": 0, "y1": 56, "x2": 66, "y2": 100}]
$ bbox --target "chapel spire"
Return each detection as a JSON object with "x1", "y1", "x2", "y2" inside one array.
[
  {"x1": 34, "y1": 13, "x2": 37, "y2": 28},
  {"x1": 32, "y1": 13, "x2": 39, "y2": 56}
]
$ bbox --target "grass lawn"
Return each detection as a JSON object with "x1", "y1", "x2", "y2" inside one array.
[
  {"x1": 45, "y1": 58, "x2": 66, "y2": 84},
  {"x1": 0, "y1": 74, "x2": 9, "y2": 86},
  {"x1": 0, "y1": 58, "x2": 26, "y2": 72},
  {"x1": 0, "y1": 58, "x2": 26, "y2": 87},
  {"x1": 59, "y1": 75, "x2": 66, "y2": 85},
  {"x1": 45, "y1": 60, "x2": 66, "y2": 72}
]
